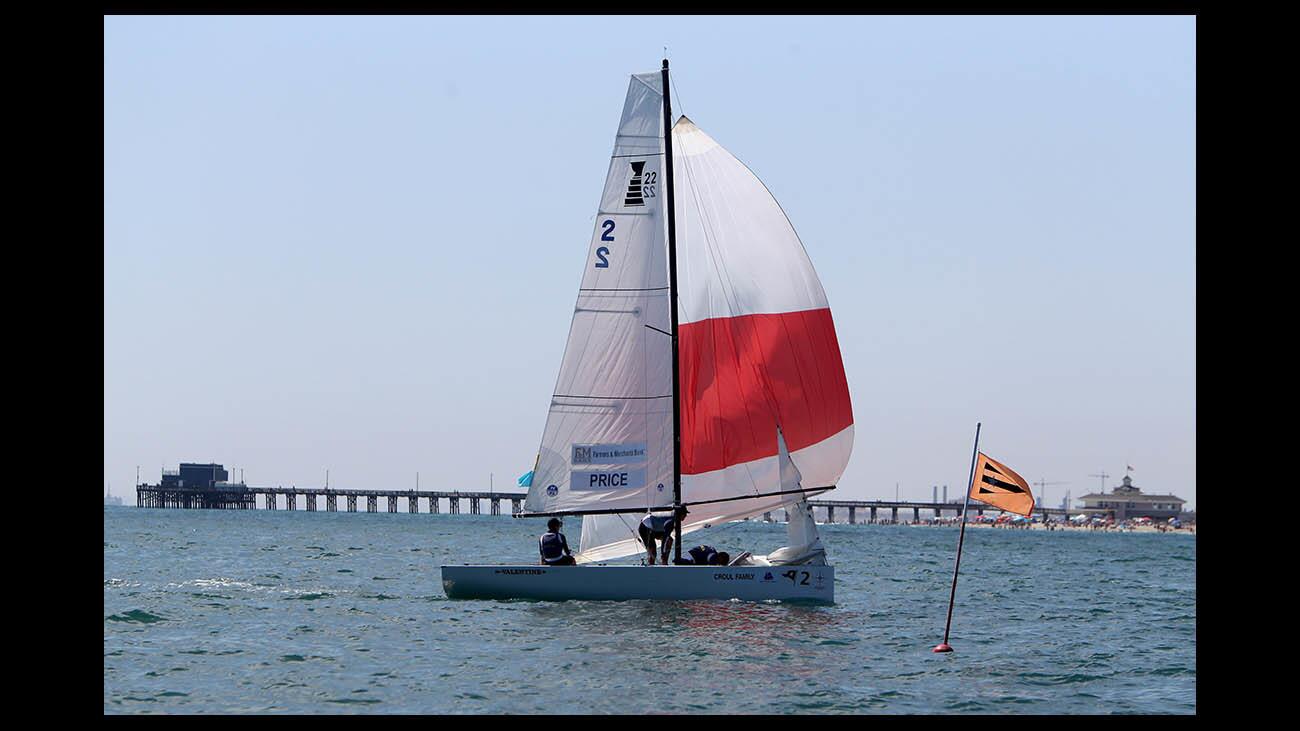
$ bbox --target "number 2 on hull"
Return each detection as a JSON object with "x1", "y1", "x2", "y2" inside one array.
[{"x1": 781, "y1": 569, "x2": 810, "y2": 586}]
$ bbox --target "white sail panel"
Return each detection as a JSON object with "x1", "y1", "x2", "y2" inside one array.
[
  {"x1": 777, "y1": 425, "x2": 804, "y2": 491},
  {"x1": 576, "y1": 512, "x2": 646, "y2": 563},
  {"x1": 525, "y1": 72, "x2": 675, "y2": 519},
  {"x1": 672, "y1": 115, "x2": 854, "y2": 510},
  {"x1": 673, "y1": 116, "x2": 830, "y2": 323}
]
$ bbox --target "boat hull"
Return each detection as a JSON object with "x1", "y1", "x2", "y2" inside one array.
[{"x1": 440, "y1": 564, "x2": 833, "y2": 603}]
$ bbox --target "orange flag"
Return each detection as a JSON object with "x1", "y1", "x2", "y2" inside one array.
[{"x1": 969, "y1": 453, "x2": 1035, "y2": 516}]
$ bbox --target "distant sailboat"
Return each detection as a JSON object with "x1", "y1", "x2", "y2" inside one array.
[
  {"x1": 105, "y1": 480, "x2": 123, "y2": 507},
  {"x1": 441, "y1": 60, "x2": 853, "y2": 602}
]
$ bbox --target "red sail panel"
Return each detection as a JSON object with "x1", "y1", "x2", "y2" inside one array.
[{"x1": 679, "y1": 307, "x2": 853, "y2": 476}]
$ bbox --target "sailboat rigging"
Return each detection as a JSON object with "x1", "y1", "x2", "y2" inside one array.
[
  {"x1": 662, "y1": 59, "x2": 684, "y2": 564},
  {"x1": 441, "y1": 59, "x2": 853, "y2": 602}
]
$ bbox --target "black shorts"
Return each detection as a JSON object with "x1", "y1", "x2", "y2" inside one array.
[{"x1": 638, "y1": 522, "x2": 674, "y2": 548}]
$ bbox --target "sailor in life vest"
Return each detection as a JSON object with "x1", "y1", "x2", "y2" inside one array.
[
  {"x1": 539, "y1": 517, "x2": 576, "y2": 566},
  {"x1": 673, "y1": 544, "x2": 731, "y2": 566},
  {"x1": 638, "y1": 510, "x2": 679, "y2": 565}
]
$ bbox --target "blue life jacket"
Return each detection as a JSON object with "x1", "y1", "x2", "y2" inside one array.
[
  {"x1": 539, "y1": 531, "x2": 569, "y2": 562},
  {"x1": 688, "y1": 545, "x2": 718, "y2": 565}
]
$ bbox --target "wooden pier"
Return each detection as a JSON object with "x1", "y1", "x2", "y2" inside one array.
[
  {"x1": 135, "y1": 484, "x2": 529, "y2": 516},
  {"x1": 780, "y1": 499, "x2": 1073, "y2": 523},
  {"x1": 135, "y1": 485, "x2": 1072, "y2": 522}
]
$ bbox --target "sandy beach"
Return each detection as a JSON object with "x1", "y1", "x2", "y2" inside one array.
[{"x1": 893, "y1": 520, "x2": 1196, "y2": 535}]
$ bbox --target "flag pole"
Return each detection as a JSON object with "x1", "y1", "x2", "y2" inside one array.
[{"x1": 934, "y1": 421, "x2": 981, "y2": 653}]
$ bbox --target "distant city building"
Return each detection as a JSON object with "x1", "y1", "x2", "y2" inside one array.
[
  {"x1": 1076, "y1": 475, "x2": 1186, "y2": 520},
  {"x1": 161, "y1": 463, "x2": 229, "y2": 489}
]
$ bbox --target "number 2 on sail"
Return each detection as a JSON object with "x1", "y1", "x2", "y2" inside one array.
[{"x1": 595, "y1": 219, "x2": 615, "y2": 268}]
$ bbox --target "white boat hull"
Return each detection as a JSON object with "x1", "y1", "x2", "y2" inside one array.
[{"x1": 440, "y1": 564, "x2": 833, "y2": 603}]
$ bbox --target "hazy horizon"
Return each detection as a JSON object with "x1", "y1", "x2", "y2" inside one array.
[{"x1": 105, "y1": 15, "x2": 1195, "y2": 510}]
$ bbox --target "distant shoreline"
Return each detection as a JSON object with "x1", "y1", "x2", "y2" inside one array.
[{"x1": 795, "y1": 520, "x2": 1196, "y2": 535}]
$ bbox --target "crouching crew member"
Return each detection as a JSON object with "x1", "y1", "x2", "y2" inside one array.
[
  {"x1": 539, "y1": 518, "x2": 576, "y2": 566},
  {"x1": 673, "y1": 545, "x2": 731, "y2": 566}
]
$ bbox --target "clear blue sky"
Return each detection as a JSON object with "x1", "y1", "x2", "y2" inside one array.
[{"x1": 104, "y1": 15, "x2": 1195, "y2": 510}]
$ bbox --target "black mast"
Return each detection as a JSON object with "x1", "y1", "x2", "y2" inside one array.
[{"x1": 661, "y1": 58, "x2": 683, "y2": 564}]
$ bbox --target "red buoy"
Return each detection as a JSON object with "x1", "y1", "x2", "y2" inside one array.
[{"x1": 932, "y1": 643, "x2": 953, "y2": 653}]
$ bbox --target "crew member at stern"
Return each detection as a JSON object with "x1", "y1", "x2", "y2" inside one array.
[{"x1": 539, "y1": 518, "x2": 576, "y2": 566}]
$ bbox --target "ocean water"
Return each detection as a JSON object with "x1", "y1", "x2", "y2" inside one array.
[{"x1": 104, "y1": 507, "x2": 1195, "y2": 714}]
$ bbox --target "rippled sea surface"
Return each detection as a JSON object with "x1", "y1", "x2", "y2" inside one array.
[{"x1": 104, "y1": 507, "x2": 1194, "y2": 714}]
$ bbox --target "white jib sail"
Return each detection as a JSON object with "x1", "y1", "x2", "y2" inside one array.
[{"x1": 524, "y1": 72, "x2": 675, "y2": 541}]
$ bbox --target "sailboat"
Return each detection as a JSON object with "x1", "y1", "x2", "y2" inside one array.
[
  {"x1": 105, "y1": 480, "x2": 123, "y2": 507},
  {"x1": 441, "y1": 60, "x2": 853, "y2": 602}
]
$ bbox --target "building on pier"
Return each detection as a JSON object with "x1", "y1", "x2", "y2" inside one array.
[
  {"x1": 161, "y1": 463, "x2": 230, "y2": 489},
  {"x1": 1076, "y1": 475, "x2": 1186, "y2": 521},
  {"x1": 139, "y1": 462, "x2": 251, "y2": 509}
]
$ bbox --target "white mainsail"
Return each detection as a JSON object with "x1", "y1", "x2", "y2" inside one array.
[
  {"x1": 523, "y1": 73, "x2": 675, "y2": 527},
  {"x1": 528, "y1": 78, "x2": 853, "y2": 564}
]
